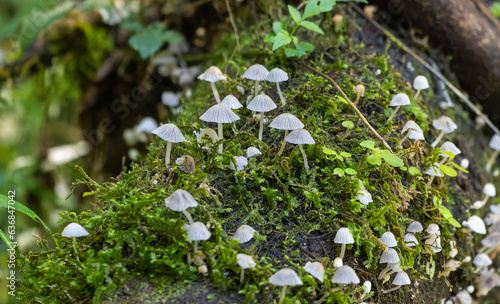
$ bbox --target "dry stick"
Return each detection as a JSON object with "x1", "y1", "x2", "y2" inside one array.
[
  {"x1": 300, "y1": 63, "x2": 393, "y2": 153},
  {"x1": 223, "y1": 0, "x2": 240, "y2": 75},
  {"x1": 351, "y1": 4, "x2": 500, "y2": 138}
]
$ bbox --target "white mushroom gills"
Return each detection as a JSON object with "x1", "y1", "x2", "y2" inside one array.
[
  {"x1": 164, "y1": 189, "x2": 198, "y2": 225},
  {"x1": 269, "y1": 113, "x2": 304, "y2": 156},
  {"x1": 232, "y1": 224, "x2": 257, "y2": 244},
  {"x1": 431, "y1": 116, "x2": 457, "y2": 147},
  {"x1": 247, "y1": 94, "x2": 277, "y2": 141},
  {"x1": 199, "y1": 104, "x2": 239, "y2": 154},
  {"x1": 151, "y1": 124, "x2": 186, "y2": 168},
  {"x1": 242, "y1": 64, "x2": 269, "y2": 99},
  {"x1": 266, "y1": 68, "x2": 289, "y2": 107},
  {"x1": 386, "y1": 93, "x2": 411, "y2": 123},
  {"x1": 268, "y1": 268, "x2": 303, "y2": 304},
  {"x1": 285, "y1": 129, "x2": 315, "y2": 170},
  {"x1": 197, "y1": 66, "x2": 227, "y2": 103},
  {"x1": 399, "y1": 120, "x2": 423, "y2": 146},
  {"x1": 221, "y1": 94, "x2": 243, "y2": 109},
  {"x1": 334, "y1": 227, "x2": 354, "y2": 259},
  {"x1": 439, "y1": 141, "x2": 461, "y2": 165}
]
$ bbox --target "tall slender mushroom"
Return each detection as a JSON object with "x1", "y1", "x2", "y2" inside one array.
[
  {"x1": 199, "y1": 103, "x2": 239, "y2": 154},
  {"x1": 269, "y1": 268, "x2": 303, "y2": 304},
  {"x1": 485, "y1": 134, "x2": 500, "y2": 172},
  {"x1": 353, "y1": 84, "x2": 365, "y2": 106},
  {"x1": 247, "y1": 94, "x2": 277, "y2": 141},
  {"x1": 413, "y1": 75, "x2": 429, "y2": 101},
  {"x1": 197, "y1": 66, "x2": 227, "y2": 103},
  {"x1": 164, "y1": 189, "x2": 198, "y2": 225},
  {"x1": 439, "y1": 141, "x2": 461, "y2": 165},
  {"x1": 151, "y1": 124, "x2": 186, "y2": 168},
  {"x1": 285, "y1": 129, "x2": 315, "y2": 170},
  {"x1": 382, "y1": 271, "x2": 411, "y2": 293},
  {"x1": 399, "y1": 120, "x2": 423, "y2": 147},
  {"x1": 431, "y1": 116, "x2": 457, "y2": 147},
  {"x1": 386, "y1": 93, "x2": 411, "y2": 123},
  {"x1": 334, "y1": 227, "x2": 354, "y2": 260},
  {"x1": 266, "y1": 68, "x2": 289, "y2": 107},
  {"x1": 270, "y1": 113, "x2": 304, "y2": 156},
  {"x1": 237, "y1": 254, "x2": 256, "y2": 283},
  {"x1": 426, "y1": 163, "x2": 443, "y2": 187},
  {"x1": 187, "y1": 222, "x2": 211, "y2": 255},
  {"x1": 242, "y1": 64, "x2": 269, "y2": 99},
  {"x1": 62, "y1": 223, "x2": 89, "y2": 261}
]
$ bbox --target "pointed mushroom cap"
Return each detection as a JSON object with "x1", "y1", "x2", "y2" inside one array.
[
  {"x1": 381, "y1": 232, "x2": 398, "y2": 247},
  {"x1": 304, "y1": 262, "x2": 325, "y2": 282},
  {"x1": 232, "y1": 225, "x2": 256, "y2": 243},
  {"x1": 136, "y1": 117, "x2": 159, "y2": 133},
  {"x1": 426, "y1": 163, "x2": 443, "y2": 177},
  {"x1": 392, "y1": 271, "x2": 411, "y2": 286},
  {"x1": 473, "y1": 253, "x2": 492, "y2": 267},
  {"x1": 413, "y1": 75, "x2": 429, "y2": 90},
  {"x1": 269, "y1": 268, "x2": 303, "y2": 286},
  {"x1": 390, "y1": 93, "x2": 411, "y2": 106},
  {"x1": 402, "y1": 120, "x2": 422, "y2": 133},
  {"x1": 488, "y1": 134, "x2": 500, "y2": 150},
  {"x1": 161, "y1": 91, "x2": 180, "y2": 107},
  {"x1": 331, "y1": 265, "x2": 360, "y2": 285},
  {"x1": 187, "y1": 222, "x2": 211, "y2": 241},
  {"x1": 440, "y1": 141, "x2": 461, "y2": 157},
  {"x1": 334, "y1": 227, "x2": 354, "y2": 244},
  {"x1": 408, "y1": 130, "x2": 425, "y2": 140},
  {"x1": 165, "y1": 189, "x2": 198, "y2": 211},
  {"x1": 407, "y1": 221, "x2": 423, "y2": 233},
  {"x1": 242, "y1": 64, "x2": 269, "y2": 81},
  {"x1": 200, "y1": 104, "x2": 239, "y2": 123},
  {"x1": 483, "y1": 183, "x2": 496, "y2": 197},
  {"x1": 197, "y1": 66, "x2": 227, "y2": 83},
  {"x1": 246, "y1": 147, "x2": 262, "y2": 158},
  {"x1": 404, "y1": 233, "x2": 419, "y2": 246},
  {"x1": 380, "y1": 248, "x2": 400, "y2": 263},
  {"x1": 285, "y1": 129, "x2": 315, "y2": 145},
  {"x1": 432, "y1": 116, "x2": 457, "y2": 133},
  {"x1": 481, "y1": 232, "x2": 500, "y2": 247},
  {"x1": 62, "y1": 223, "x2": 89, "y2": 237},
  {"x1": 356, "y1": 189, "x2": 373, "y2": 205},
  {"x1": 465, "y1": 215, "x2": 487, "y2": 234},
  {"x1": 269, "y1": 113, "x2": 304, "y2": 130},
  {"x1": 152, "y1": 124, "x2": 186, "y2": 143},
  {"x1": 237, "y1": 254, "x2": 256, "y2": 269},
  {"x1": 427, "y1": 224, "x2": 441, "y2": 235},
  {"x1": 247, "y1": 94, "x2": 277, "y2": 112},
  {"x1": 221, "y1": 95, "x2": 243, "y2": 109},
  {"x1": 230, "y1": 156, "x2": 248, "y2": 171},
  {"x1": 266, "y1": 68, "x2": 288, "y2": 82}
]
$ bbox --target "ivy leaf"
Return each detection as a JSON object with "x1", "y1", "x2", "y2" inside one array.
[
  {"x1": 339, "y1": 151, "x2": 351, "y2": 158},
  {"x1": 129, "y1": 22, "x2": 182, "y2": 59},
  {"x1": 299, "y1": 20, "x2": 324, "y2": 34},
  {"x1": 367, "y1": 154, "x2": 382, "y2": 165},
  {"x1": 288, "y1": 5, "x2": 302, "y2": 23},
  {"x1": 272, "y1": 31, "x2": 292, "y2": 50},
  {"x1": 437, "y1": 204, "x2": 453, "y2": 219},
  {"x1": 296, "y1": 41, "x2": 314, "y2": 52},
  {"x1": 440, "y1": 164, "x2": 457, "y2": 177},
  {"x1": 381, "y1": 150, "x2": 404, "y2": 167}
]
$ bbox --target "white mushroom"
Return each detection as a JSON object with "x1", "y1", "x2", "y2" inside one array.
[
  {"x1": 247, "y1": 94, "x2": 277, "y2": 141},
  {"x1": 387, "y1": 93, "x2": 411, "y2": 122},
  {"x1": 246, "y1": 147, "x2": 262, "y2": 158},
  {"x1": 269, "y1": 113, "x2": 304, "y2": 156},
  {"x1": 285, "y1": 129, "x2": 315, "y2": 170},
  {"x1": 304, "y1": 261, "x2": 325, "y2": 283},
  {"x1": 243, "y1": 64, "x2": 269, "y2": 98},
  {"x1": 151, "y1": 124, "x2": 186, "y2": 168},
  {"x1": 269, "y1": 268, "x2": 303, "y2": 304},
  {"x1": 266, "y1": 68, "x2": 289, "y2": 107},
  {"x1": 198, "y1": 66, "x2": 227, "y2": 103},
  {"x1": 331, "y1": 265, "x2": 360, "y2": 285},
  {"x1": 382, "y1": 271, "x2": 411, "y2": 293},
  {"x1": 334, "y1": 227, "x2": 354, "y2": 260},
  {"x1": 221, "y1": 94, "x2": 243, "y2": 109},
  {"x1": 164, "y1": 189, "x2": 198, "y2": 224},
  {"x1": 413, "y1": 75, "x2": 429, "y2": 100},
  {"x1": 439, "y1": 141, "x2": 461, "y2": 164},
  {"x1": 380, "y1": 232, "x2": 398, "y2": 248},
  {"x1": 431, "y1": 116, "x2": 457, "y2": 147},
  {"x1": 472, "y1": 183, "x2": 496, "y2": 209},
  {"x1": 399, "y1": 120, "x2": 423, "y2": 146},
  {"x1": 237, "y1": 253, "x2": 256, "y2": 282},
  {"x1": 199, "y1": 104, "x2": 239, "y2": 153},
  {"x1": 356, "y1": 189, "x2": 373, "y2": 205},
  {"x1": 463, "y1": 215, "x2": 487, "y2": 234},
  {"x1": 486, "y1": 134, "x2": 500, "y2": 172},
  {"x1": 232, "y1": 225, "x2": 257, "y2": 244},
  {"x1": 62, "y1": 223, "x2": 89, "y2": 261}
]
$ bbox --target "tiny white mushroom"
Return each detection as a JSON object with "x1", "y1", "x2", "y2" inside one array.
[
  {"x1": 269, "y1": 268, "x2": 303, "y2": 304},
  {"x1": 426, "y1": 163, "x2": 443, "y2": 187},
  {"x1": 382, "y1": 271, "x2": 410, "y2": 293},
  {"x1": 407, "y1": 221, "x2": 423, "y2": 233},
  {"x1": 151, "y1": 124, "x2": 186, "y2": 168},
  {"x1": 473, "y1": 183, "x2": 497, "y2": 209},
  {"x1": 230, "y1": 156, "x2": 248, "y2": 171},
  {"x1": 473, "y1": 253, "x2": 492, "y2": 273},
  {"x1": 439, "y1": 141, "x2": 461, "y2": 165},
  {"x1": 380, "y1": 248, "x2": 400, "y2": 263},
  {"x1": 380, "y1": 232, "x2": 398, "y2": 248},
  {"x1": 431, "y1": 116, "x2": 457, "y2": 147},
  {"x1": 356, "y1": 189, "x2": 373, "y2": 205},
  {"x1": 161, "y1": 91, "x2": 180, "y2": 107},
  {"x1": 331, "y1": 265, "x2": 360, "y2": 285},
  {"x1": 243, "y1": 64, "x2": 269, "y2": 98},
  {"x1": 399, "y1": 120, "x2": 423, "y2": 146},
  {"x1": 404, "y1": 233, "x2": 418, "y2": 247},
  {"x1": 387, "y1": 93, "x2": 411, "y2": 122},
  {"x1": 199, "y1": 104, "x2": 239, "y2": 154},
  {"x1": 361, "y1": 280, "x2": 372, "y2": 300},
  {"x1": 270, "y1": 113, "x2": 304, "y2": 156},
  {"x1": 247, "y1": 94, "x2": 277, "y2": 141},
  {"x1": 232, "y1": 225, "x2": 257, "y2": 244},
  {"x1": 187, "y1": 222, "x2": 211, "y2": 254},
  {"x1": 486, "y1": 134, "x2": 500, "y2": 172},
  {"x1": 198, "y1": 66, "x2": 227, "y2": 103},
  {"x1": 334, "y1": 227, "x2": 354, "y2": 260},
  {"x1": 62, "y1": 223, "x2": 89, "y2": 261},
  {"x1": 304, "y1": 261, "x2": 325, "y2": 283},
  {"x1": 413, "y1": 75, "x2": 429, "y2": 100},
  {"x1": 221, "y1": 94, "x2": 243, "y2": 109},
  {"x1": 246, "y1": 147, "x2": 262, "y2": 158},
  {"x1": 237, "y1": 253, "x2": 256, "y2": 282},
  {"x1": 285, "y1": 129, "x2": 315, "y2": 170},
  {"x1": 266, "y1": 68, "x2": 289, "y2": 107},
  {"x1": 164, "y1": 189, "x2": 198, "y2": 225},
  {"x1": 463, "y1": 215, "x2": 486, "y2": 234},
  {"x1": 135, "y1": 117, "x2": 159, "y2": 134}
]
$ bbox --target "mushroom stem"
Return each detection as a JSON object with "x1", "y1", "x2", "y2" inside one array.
[
  {"x1": 254, "y1": 80, "x2": 260, "y2": 97},
  {"x1": 314, "y1": 292, "x2": 330, "y2": 304},
  {"x1": 277, "y1": 130, "x2": 289, "y2": 156},
  {"x1": 427, "y1": 176, "x2": 436, "y2": 187},
  {"x1": 218, "y1": 122, "x2": 223, "y2": 154},
  {"x1": 72, "y1": 237, "x2": 80, "y2": 262},
  {"x1": 431, "y1": 130, "x2": 446, "y2": 148},
  {"x1": 439, "y1": 157, "x2": 449, "y2": 166},
  {"x1": 182, "y1": 210, "x2": 194, "y2": 225},
  {"x1": 166, "y1": 141, "x2": 172, "y2": 168},
  {"x1": 187, "y1": 251, "x2": 192, "y2": 264},
  {"x1": 339, "y1": 244, "x2": 346, "y2": 260},
  {"x1": 194, "y1": 240, "x2": 199, "y2": 253},
  {"x1": 399, "y1": 132, "x2": 411, "y2": 147},
  {"x1": 386, "y1": 105, "x2": 402, "y2": 123},
  {"x1": 211, "y1": 82, "x2": 221, "y2": 103},
  {"x1": 279, "y1": 285, "x2": 287, "y2": 304},
  {"x1": 277, "y1": 83, "x2": 285, "y2": 107},
  {"x1": 258, "y1": 113, "x2": 264, "y2": 141},
  {"x1": 414, "y1": 89, "x2": 422, "y2": 101},
  {"x1": 299, "y1": 144, "x2": 309, "y2": 170},
  {"x1": 382, "y1": 285, "x2": 402, "y2": 293},
  {"x1": 353, "y1": 92, "x2": 361, "y2": 106},
  {"x1": 485, "y1": 149, "x2": 500, "y2": 172},
  {"x1": 240, "y1": 269, "x2": 245, "y2": 283},
  {"x1": 378, "y1": 264, "x2": 392, "y2": 279}
]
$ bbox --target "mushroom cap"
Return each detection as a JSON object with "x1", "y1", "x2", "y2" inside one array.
[
  {"x1": 477, "y1": 270, "x2": 500, "y2": 295},
  {"x1": 402, "y1": 120, "x2": 422, "y2": 133},
  {"x1": 490, "y1": 204, "x2": 500, "y2": 214},
  {"x1": 444, "y1": 259, "x2": 462, "y2": 269},
  {"x1": 481, "y1": 232, "x2": 500, "y2": 247},
  {"x1": 465, "y1": 215, "x2": 487, "y2": 234},
  {"x1": 407, "y1": 221, "x2": 423, "y2": 233},
  {"x1": 161, "y1": 91, "x2": 180, "y2": 107},
  {"x1": 440, "y1": 141, "x2": 461, "y2": 157},
  {"x1": 246, "y1": 147, "x2": 262, "y2": 158},
  {"x1": 61, "y1": 223, "x2": 89, "y2": 237},
  {"x1": 187, "y1": 222, "x2": 211, "y2": 241},
  {"x1": 460, "y1": 158, "x2": 470, "y2": 169},
  {"x1": 333, "y1": 257, "x2": 344, "y2": 268},
  {"x1": 269, "y1": 268, "x2": 303, "y2": 286},
  {"x1": 362, "y1": 281, "x2": 372, "y2": 293},
  {"x1": 230, "y1": 156, "x2": 248, "y2": 171},
  {"x1": 413, "y1": 75, "x2": 429, "y2": 90},
  {"x1": 285, "y1": 129, "x2": 315, "y2": 145},
  {"x1": 390, "y1": 93, "x2": 411, "y2": 107},
  {"x1": 356, "y1": 189, "x2": 373, "y2": 205},
  {"x1": 432, "y1": 116, "x2": 457, "y2": 133},
  {"x1": 232, "y1": 225, "x2": 256, "y2": 243},
  {"x1": 354, "y1": 84, "x2": 365, "y2": 96},
  {"x1": 483, "y1": 183, "x2": 496, "y2": 197},
  {"x1": 404, "y1": 233, "x2": 419, "y2": 247},
  {"x1": 136, "y1": 117, "x2": 159, "y2": 133},
  {"x1": 152, "y1": 124, "x2": 186, "y2": 143},
  {"x1": 197, "y1": 66, "x2": 227, "y2": 83},
  {"x1": 331, "y1": 265, "x2": 360, "y2": 285},
  {"x1": 392, "y1": 271, "x2": 411, "y2": 286},
  {"x1": 334, "y1": 227, "x2": 354, "y2": 244},
  {"x1": 304, "y1": 262, "x2": 325, "y2": 282},
  {"x1": 242, "y1": 64, "x2": 269, "y2": 81},
  {"x1": 200, "y1": 103, "x2": 240, "y2": 123},
  {"x1": 247, "y1": 94, "x2": 277, "y2": 113},
  {"x1": 221, "y1": 95, "x2": 243, "y2": 109},
  {"x1": 427, "y1": 223, "x2": 441, "y2": 235},
  {"x1": 473, "y1": 253, "x2": 492, "y2": 267},
  {"x1": 164, "y1": 189, "x2": 198, "y2": 212},
  {"x1": 390, "y1": 262, "x2": 403, "y2": 272},
  {"x1": 237, "y1": 254, "x2": 256, "y2": 269},
  {"x1": 380, "y1": 232, "x2": 398, "y2": 247},
  {"x1": 408, "y1": 130, "x2": 425, "y2": 140},
  {"x1": 269, "y1": 113, "x2": 304, "y2": 130},
  {"x1": 380, "y1": 248, "x2": 400, "y2": 263},
  {"x1": 426, "y1": 163, "x2": 443, "y2": 177},
  {"x1": 266, "y1": 68, "x2": 288, "y2": 82},
  {"x1": 454, "y1": 290, "x2": 472, "y2": 304},
  {"x1": 489, "y1": 134, "x2": 500, "y2": 150},
  {"x1": 425, "y1": 234, "x2": 442, "y2": 253}
]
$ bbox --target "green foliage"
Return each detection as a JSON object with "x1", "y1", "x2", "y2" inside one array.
[
  {"x1": 123, "y1": 21, "x2": 182, "y2": 59},
  {"x1": 491, "y1": 1, "x2": 500, "y2": 17}
]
